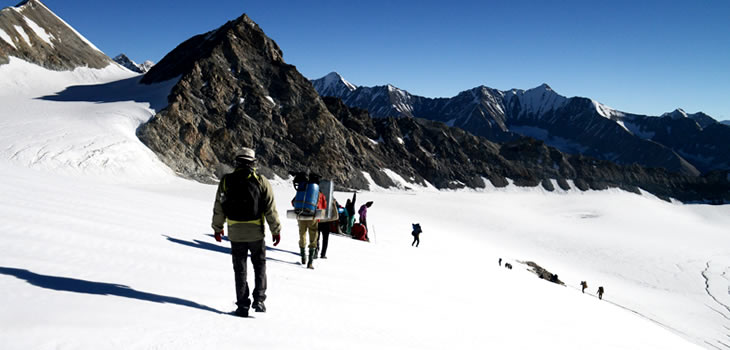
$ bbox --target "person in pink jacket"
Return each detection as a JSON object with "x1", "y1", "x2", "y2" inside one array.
[{"x1": 358, "y1": 201, "x2": 373, "y2": 228}]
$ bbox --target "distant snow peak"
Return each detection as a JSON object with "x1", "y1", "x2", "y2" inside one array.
[
  {"x1": 591, "y1": 99, "x2": 625, "y2": 119},
  {"x1": 322, "y1": 72, "x2": 356, "y2": 91},
  {"x1": 113, "y1": 54, "x2": 154, "y2": 73},
  {"x1": 510, "y1": 83, "x2": 568, "y2": 116},
  {"x1": 311, "y1": 71, "x2": 358, "y2": 98},
  {"x1": 662, "y1": 108, "x2": 688, "y2": 119}
]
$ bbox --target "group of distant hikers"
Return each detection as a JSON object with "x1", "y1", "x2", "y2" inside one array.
[
  {"x1": 498, "y1": 258, "x2": 606, "y2": 300},
  {"x1": 211, "y1": 148, "x2": 382, "y2": 317}
]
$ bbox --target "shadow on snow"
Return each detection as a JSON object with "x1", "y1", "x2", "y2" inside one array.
[
  {"x1": 164, "y1": 234, "x2": 300, "y2": 266},
  {"x1": 36, "y1": 75, "x2": 178, "y2": 112},
  {"x1": 0, "y1": 266, "x2": 221, "y2": 314}
]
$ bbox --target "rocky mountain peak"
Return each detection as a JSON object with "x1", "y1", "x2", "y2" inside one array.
[
  {"x1": 0, "y1": 0, "x2": 111, "y2": 69},
  {"x1": 663, "y1": 108, "x2": 689, "y2": 119},
  {"x1": 113, "y1": 53, "x2": 153, "y2": 73},
  {"x1": 142, "y1": 13, "x2": 283, "y2": 84},
  {"x1": 136, "y1": 13, "x2": 375, "y2": 186}
]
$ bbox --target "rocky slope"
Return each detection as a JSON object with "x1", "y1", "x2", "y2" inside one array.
[
  {"x1": 138, "y1": 14, "x2": 384, "y2": 188},
  {"x1": 312, "y1": 74, "x2": 730, "y2": 176},
  {"x1": 137, "y1": 14, "x2": 730, "y2": 203},
  {"x1": 325, "y1": 97, "x2": 729, "y2": 203},
  {"x1": 0, "y1": 0, "x2": 112, "y2": 69}
]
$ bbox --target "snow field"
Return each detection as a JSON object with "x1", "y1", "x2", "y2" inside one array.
[
  {"x1": 0, "y1": 57, "x2": 725, "y2": 349},
  {"x1": 0, "y1": 163, "x2": 706, "y2": 349}
]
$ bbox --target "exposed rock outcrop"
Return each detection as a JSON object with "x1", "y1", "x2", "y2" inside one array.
[{"x1": 0, "y1": 0, "x2": 112, "y2": 70}]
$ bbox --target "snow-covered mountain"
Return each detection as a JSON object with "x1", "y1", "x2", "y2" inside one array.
[
  {"x1": 312, "y1": 73, "x2": 730, "y2": 176},
  {"x1": 310, "y1": 71, "x2": 356, "y2": 97},
  {"x1": 0, "y1": 0, "x2": 112, "y2": 70},
  {"x1": 113, "y1": 53, "x2": 154, "y2": 73}
]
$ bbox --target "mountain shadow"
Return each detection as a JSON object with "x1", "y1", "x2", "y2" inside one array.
[
  {"x1": 37, "y1": 75, "x2": 177, "y2": 112},
  {"x1": 0, "y1": 266, "x2": 221, "y2": 314}
]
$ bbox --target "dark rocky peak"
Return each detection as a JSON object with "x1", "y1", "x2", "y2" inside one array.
[
  {"x1": 662, "y1": 108, "x2": 689, "y2": 120},
  {"x1": 0, "y1": 0, "x2": 112, "y2": 69},
  {"x1": 688, "y1": 111, "x2": 717, "y2": 129},
  {"x1": 113, "y1": 53, "x2": 153, "y2": 73},
  {"x1": 137, "y1": 13, "x2": 375, "y2": 187},
  {"x1": 142, "y1": 13, "x2": 283, "y2": 84}
]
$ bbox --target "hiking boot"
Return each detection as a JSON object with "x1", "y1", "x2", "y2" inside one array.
[
  {"x1": 233, "y1": 308, "x2": 249, "y2": 318},
  {"x1": 307, "y1": 248, "x2": 316, "y2": 269},
  {"x1": 300, "y1": 248, "x2": 306, "y2": 265},
  {"x1": 252, "y1": 301, "x2": 266, "y2": 313}
]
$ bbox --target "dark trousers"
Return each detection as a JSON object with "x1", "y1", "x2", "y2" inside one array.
[
  {"x1": 231, "y1": 240, "x2": 266, "y2": 310},
  {"x1": 318, "y1": 223, "x2": 331, "y2": 257},
  {"x1": 412, "y1": 234, "x2": 420, "y2": 247}
]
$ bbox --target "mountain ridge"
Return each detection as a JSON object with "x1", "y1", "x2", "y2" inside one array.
[
  {"x1": 0, "y1": 0, "x2": 112, "y2": 70},
  {"x1": 312, "y1": 72, "x2": 729, "y2": 176},
  {"x1": 135, "y1": 15, "x2": 729, "y2": 203}
]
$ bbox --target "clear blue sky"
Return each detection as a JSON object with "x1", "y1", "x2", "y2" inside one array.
[{"x1": 5, "y1": 0, "x2": 730, "y2": 119}]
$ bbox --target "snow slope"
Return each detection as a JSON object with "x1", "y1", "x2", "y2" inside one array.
[
  {"x1": 0, "y1": 57, "x2": 179, "y2": 183},
  {"x1": 1, "y1": 60, "x2": 729, "y2": 349}
]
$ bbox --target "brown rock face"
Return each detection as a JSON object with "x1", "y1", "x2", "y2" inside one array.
[
  {"x1": 138, "y1": 14, "x2": 375, "y2": 187},
  {"x1": 137, "y1": 13, "x2": 730, "y2": 203},
  {"x1": 0, "y1": 0, "x2": 112, "y2": 70}
]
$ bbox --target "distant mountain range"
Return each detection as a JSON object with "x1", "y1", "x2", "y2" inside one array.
[
  {"x1": 312, "y1": 72, "x2": 730, "y2": 176},
  {"x1": 1, "y1": 1, "x2": 728, "y2": 202},
  {"x1": 135, "y1": 13, "x2": 728, "y2": 202},
  {"x1": 113, "y1": 53, "x2": 154, "y2": 73}
]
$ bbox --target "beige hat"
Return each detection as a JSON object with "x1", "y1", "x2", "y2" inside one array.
[{"x1": 235, "y1": 147, "x2": 256, "y2": 162}]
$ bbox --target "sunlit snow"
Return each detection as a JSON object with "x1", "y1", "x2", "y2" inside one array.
[{"x1": 1, "y1": 58, "x2": 728, "y2": 350}]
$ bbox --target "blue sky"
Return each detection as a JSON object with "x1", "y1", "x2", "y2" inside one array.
[{"x1": 5, "y1": 0, "x2": 730, "y2": 119}]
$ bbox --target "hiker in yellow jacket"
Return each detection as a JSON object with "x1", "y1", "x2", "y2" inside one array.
[{"x1": 212, "y1": 147, "x2": 281, "y2": 318}]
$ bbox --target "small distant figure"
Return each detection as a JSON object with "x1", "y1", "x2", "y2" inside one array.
[
  {"x1": 411, "y1": 223, "x2": 422, "y2": 247},
  {"x1": 597, "y1": 286, "x2": 605, "y2": 300},
  {"x1": 498, "y1": 258, "x2": 502, "y2": 266},
  {"x1": 550, "y1": 274, "x2": 559, "y2": 283},
  {"x1": 358, "y1": 201, "x2": 373, "y2": 228},
  {"x1": 345, "y1": 192, "x2": 357, "y2": 235},
  {"x1": 580, "y1": 281, "x2": 588, "y2": 293},
  {"x1": 505, "y1": 263, "x2": 513, "y2": 270}
]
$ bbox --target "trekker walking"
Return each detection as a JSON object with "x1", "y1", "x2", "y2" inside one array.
[
  {"x1": 580, "y1": 281, "x2": 588, "y2": 293},
  {"x1": 345, "y1": 192, "x2": 356, "y2": 235},
  {"x1": 318, "y1": 220, "x2": 338, "y2": 259},
  {"x1": 411, "y1": 223, "x2": 422, "y2": 247},
  {"x1": 597, "y1": 286, "x2": 605, "y2": 300},
  {"x1": 212, "y1": 148, "x2": 281, "y2": 318},
  {"x1": 358, "y1": 201, "x2": 373, "y2": 228},
  {"x1": 295, "y1": 174, "x2": 327, "y2": 269}
]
